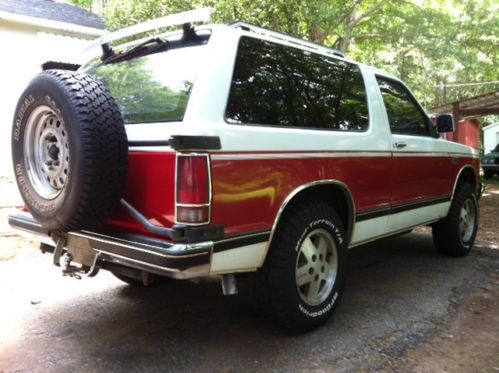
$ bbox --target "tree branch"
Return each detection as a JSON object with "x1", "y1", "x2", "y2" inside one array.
[{"x1": 350, "y1": 0, "x2": 387, "y2": 27}]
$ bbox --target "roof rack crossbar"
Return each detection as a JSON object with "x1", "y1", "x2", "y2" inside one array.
[
  {"x1": 85, "y1": 8, "x2": 212, "y2": 51},
  {"x1": 230, "y1": 21, "x2": 345, "y2": 58}
]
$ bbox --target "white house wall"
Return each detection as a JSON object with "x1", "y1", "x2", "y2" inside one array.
[
  {"x1": 483, "y1": 123, "x2": 499, "y2": 154},
  {"x1": 0, "y1": 20, "x2": 98, "y2": 178}
]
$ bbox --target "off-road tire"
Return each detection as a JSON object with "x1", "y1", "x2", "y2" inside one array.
[
  {"x1": 11, "y1": 70, "x2": 128, "y2": 232},
  {"x1": 256, "y1": 201, "x2": 347, "y2": 332},
  {"x1": 432, "y1": 183, "x2": 478, "y2": 256}
]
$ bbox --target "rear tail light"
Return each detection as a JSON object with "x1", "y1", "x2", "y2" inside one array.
[{"x1": 175, "y1": 153, "x2": 211, "y2": 225}]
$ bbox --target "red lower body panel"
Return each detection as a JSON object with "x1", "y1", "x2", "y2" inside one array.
[{"x1": 104, "y1": 150, "x2": 474, "y2": 240}]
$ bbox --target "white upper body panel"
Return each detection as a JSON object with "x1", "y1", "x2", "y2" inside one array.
[{"x1": 119, "y1": 25, "x2": 475, "y2": 157}]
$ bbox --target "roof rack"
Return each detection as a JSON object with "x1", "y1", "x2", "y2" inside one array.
[
  {"x1": 85, "y1": 8, "x2": 212, "y2": 51},
  {"x1": 229, "y1": 21, "x2": 345, "y2": 59}
]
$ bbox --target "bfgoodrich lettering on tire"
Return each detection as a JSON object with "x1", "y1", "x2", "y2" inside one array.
[
  {"x1": 432, "y1": 183, "x2": 478, "y2": 256},
  {"x1": 256, "y1": 201, "x2": 347, "y2": 332},
  {"x1": 11, "y1": 70, "x2": 128, "y2": 232}
]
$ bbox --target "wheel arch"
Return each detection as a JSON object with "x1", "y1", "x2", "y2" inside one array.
[
  {"x1": 452, "y1": 165, "x2": 478, "y2": 199},
  {"x1": 262, "y1": 180, "x2": 355, "y2": 264}
]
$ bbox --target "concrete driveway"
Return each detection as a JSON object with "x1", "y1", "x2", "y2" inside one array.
[{"x1": 0, "y1": 182, "x2": 498, "y2": 372}]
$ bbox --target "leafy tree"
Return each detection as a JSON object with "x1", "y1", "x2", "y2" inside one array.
[
  {"x1": 68, "y1": 0, "x2": 93, "y2": 11},
  {"x1": 68, "y1": 0, "x2": 498, "y2": 109}
]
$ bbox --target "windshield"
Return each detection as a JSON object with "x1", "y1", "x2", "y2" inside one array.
[{"x1": 83, "y1": 45, "x2": 205, "y2": 124}]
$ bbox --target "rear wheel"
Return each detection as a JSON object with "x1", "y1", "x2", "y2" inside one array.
[
  {"x1": 432, "y1": 183, "x2": 478, "y2": 256},
  {"x1": 256, "y1": 201, "x2": 347, "y2": 332}
]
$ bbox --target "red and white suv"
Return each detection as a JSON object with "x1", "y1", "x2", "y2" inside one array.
[{"x1": 9, "y1": 9, "x2": 481, "y2": 332}]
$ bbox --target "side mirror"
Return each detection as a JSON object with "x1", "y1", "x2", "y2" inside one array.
[{"x1": 432, "y1": 114, "x2": 455, "y2": 133}]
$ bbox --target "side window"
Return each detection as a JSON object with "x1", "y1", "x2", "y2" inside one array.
[
  {"x1": 226, "y1": 37, "x2": 369, "y2": 132},
  {"x1": 376, "y1": 77, "x2": 430, "y2": 136}
]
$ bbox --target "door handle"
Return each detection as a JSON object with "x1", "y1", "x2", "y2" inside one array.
[{"x1": 394, "y1": 141, "x2": 407, "y2": 149}]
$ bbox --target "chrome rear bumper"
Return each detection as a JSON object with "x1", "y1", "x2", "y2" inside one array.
[{"x1": 8, "y1": 212, "x2": 211, "y2": 279}]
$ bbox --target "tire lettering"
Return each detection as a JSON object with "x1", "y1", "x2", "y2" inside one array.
[
  {"x1": 295, "y1": 229, "x2": 309, "y2": 252},
  {"x1": 13, "y1": 95, "x2": 34, "y2": 142},
  {"x1": 15, "y1": 163, "x2": 55, "y2": 213},
  {"x1": 295, "y1": 218, "x2": 345, "y2": 251},
  {"x1": 16, "y1": 164, "x2": 33, "y2": 205},
  {"x1": 311, "y1": 219, "x2": 343, "y2": 241},
  {"x1": 299, "y1": 291, "x2": 339, "y2": 318}
]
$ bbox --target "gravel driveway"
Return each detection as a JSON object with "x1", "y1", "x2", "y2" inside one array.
[{"x1": 0, "y1": 178, "x2": 498, "y2": 372}]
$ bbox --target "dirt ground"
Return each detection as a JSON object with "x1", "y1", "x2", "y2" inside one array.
[
  {"x1": 0, "y1": 178, "x2": 498, "y2": 372},
  {"x1": 403, "y1": 184, "x2": 499, "y2": 373}
]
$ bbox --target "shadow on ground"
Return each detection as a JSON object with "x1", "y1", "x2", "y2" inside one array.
[{"x1": 1, "y1": 230, "x2": 496, "y2": 372}]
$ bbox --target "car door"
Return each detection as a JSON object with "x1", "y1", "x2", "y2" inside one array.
[{"x1": 376, "y1": 76, "x2": 453, "y2": 233}]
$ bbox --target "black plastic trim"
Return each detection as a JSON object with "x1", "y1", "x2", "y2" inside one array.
[
  {"x1": 356, "y1": 196, "x2": 451, "y2": 222},
  {"x1": 42, "y1": 61, "x2": 81, "y2": 71},
  {"x1": 177, "y1": 224, "x2": 225, "y2": 243},
  {"x1": 355, "y1": 207, "x2": 391, "y2": 222},
  {"x1": 128, "y1": 135, "x2": 221, "y2": 150},
  {"x1": 128, "y1": 140, "x2": 171, "y2": 147},
  {"x1": 170, "y1": 135, "x2": 221, "y2": 150},
  {"x1": 213, "y1": 231, "x2": 270, "y2": 253}
]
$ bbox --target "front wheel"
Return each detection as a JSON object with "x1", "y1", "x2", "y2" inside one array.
[
  {"x1": 432, "y1": 183, "x2": 478, "y2": 256},
  {"x1": 256, "y1": 201, "x2": 347, "y2": 332}
]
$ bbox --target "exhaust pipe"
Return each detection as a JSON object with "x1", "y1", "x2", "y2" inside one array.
[{"x1": 221, "y1": 274, "x2": 238, "y2": 295}]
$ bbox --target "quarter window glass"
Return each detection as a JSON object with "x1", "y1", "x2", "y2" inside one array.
[
  {"x1": 226, "y1": 37, "x2": 369, "y2": 131},
  {"x1": 376, "y1": 77, "x2": 430, "y2": 136}
]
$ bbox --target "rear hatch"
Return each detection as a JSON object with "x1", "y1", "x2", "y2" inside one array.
[{"x1": 82, "y1": 31, "x2": 210, "y2": 238}]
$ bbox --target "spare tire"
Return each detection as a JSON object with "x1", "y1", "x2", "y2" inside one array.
[{"x1": 12, "y1": 70, "x2": 128, "y2": 232}]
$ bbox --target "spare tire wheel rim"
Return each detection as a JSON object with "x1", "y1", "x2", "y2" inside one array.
[
  {"x1": 459, "y1": 198, "x2": 476, "y2": 244},
  {"x1": 24, "y1": 105, "x2": 69, "y2": 199},
  {"x1": 295, "y1": 228, "x2": 338, "y2": 306}
]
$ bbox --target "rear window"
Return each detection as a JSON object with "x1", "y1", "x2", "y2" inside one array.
[
  {"x1": 84, "y1": 45, "x2": 205, "y2": 124},
  {"x1": 226, "y1": 37, "x2": 369, "y2": 132}
]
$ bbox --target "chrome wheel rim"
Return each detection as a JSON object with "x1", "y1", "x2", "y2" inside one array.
[
  {"x1": 24, "y1": 105, "x2": 69, "y2": 199},
  {"x1": 459, "y1": 199, "x2": 476, "y2": 243},
  {"x1": 295, "y1": 228, "x2": 338, "y2": 306}
]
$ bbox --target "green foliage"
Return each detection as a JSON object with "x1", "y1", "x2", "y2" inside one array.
[
  {"x1": 75, "y1": 0, "x2": 497, "y2": 109},
  {"x1": 67, "y1": 0, "x2": 93, "y2": 11}
]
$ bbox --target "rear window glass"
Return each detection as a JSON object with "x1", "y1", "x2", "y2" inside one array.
[
  {"x1": 85, "y1": 45, "x2": 205, "y2": 124},
  {"x1": 226, "y1": 37, "x2": 369, "y2": 131}
]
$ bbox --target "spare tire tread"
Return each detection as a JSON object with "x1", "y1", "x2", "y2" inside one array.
[
  {"x1": 13, "y1": 70, "x2": 128, "y2": 232},
  {"x1": 53, "y1": 70, "x2": 128, "y2": 232}
]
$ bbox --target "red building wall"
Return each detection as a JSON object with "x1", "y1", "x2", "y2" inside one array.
[{"x1": 445, "y1": 119, "x2": 480, "y2": 150}]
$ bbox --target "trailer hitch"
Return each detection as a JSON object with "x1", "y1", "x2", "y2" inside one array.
[{"x1": 52, "y1": 237, "x2": 101, "y2": 278}]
